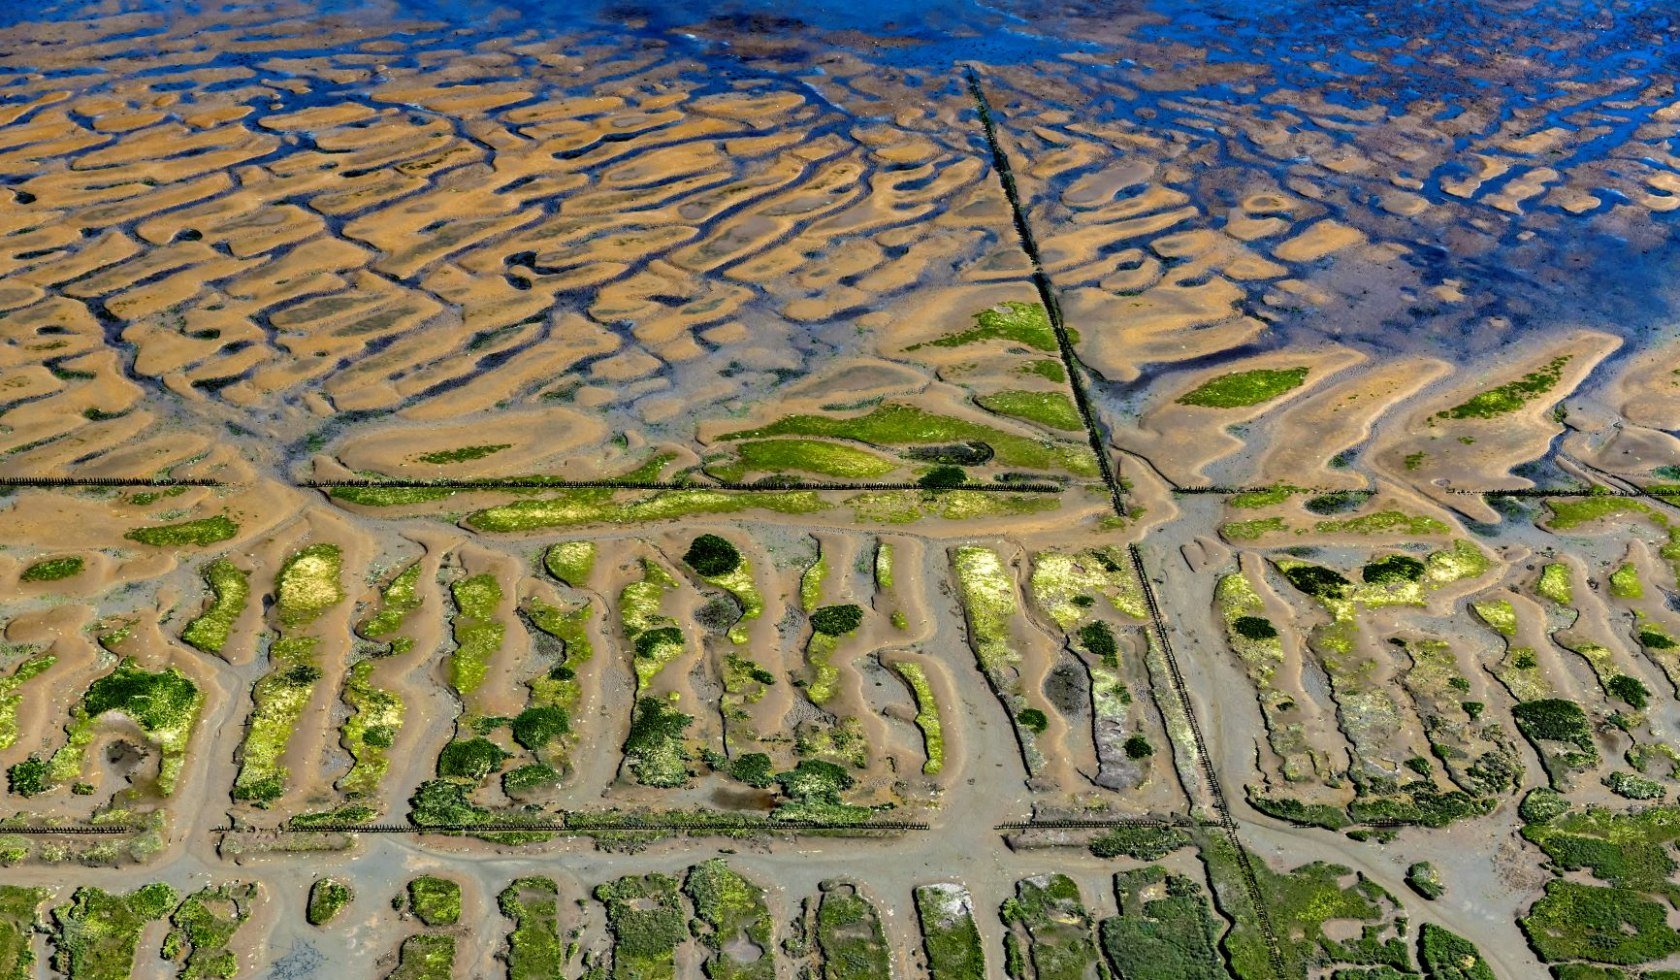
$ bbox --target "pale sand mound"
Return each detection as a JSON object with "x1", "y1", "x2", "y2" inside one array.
[
  {"x1": 1117, "y1": 345, "x2": 1366, "y2": 487},
  {"x1": 1368, "y1": 329, "x2": 1621, "y2": 520},
  {"x1": 330, "y1": 406, "x2": 609, "y2": 478}
]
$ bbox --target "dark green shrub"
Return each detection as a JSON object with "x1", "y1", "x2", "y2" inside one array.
[
  {"x1": 1606, "y1": 675, "x2": 1650, "y2": 710},
  {"x1": 1282, "y1": 564, "x2": 1352, "y2": 599},
  {"x1": 1017, "y1": 708, "x2": 1048, "y2": 734},
  {"x1": 510, "y1": 706, "x2": 569, "y2": 750},
  {"x1": 1361, "y1": 554, "x2": 1425, "y2": 584},
  {"x1": 1417, "y1": 922, "x2": 1493, "y2": 978},
  {"x1": 502, "y1": 763, "x2": 560, "y2": 794},
  {"x1": 634, "y1": 626, "x2": 684, "y2": 660},
  {"x1": 1512, "y1": 699, "x2": 1593, "y2": 749},
  {"x1": 6, "y1": 756, "x2": 47, "y2": 797},
  {"x1": 730, "y1": 753, "x2": 774, "y2": 788},
  {"x1": 1123, "y1": 734, "x2": 1154, "y2": 759},
  {"x1": 1078, "y1": 620, "x2": 1118, "y2": 658},
  {"x1": 1088, "y1": 824, "x2": 1189, "y2": 860},
  {"x1": 918, "y1": 465, "x2": 967, "y2": 488},
  {"x1": 777, "y1": 760, "x2": 853, "y2": 802},
  {"x1": 683, "y1": 535, "x2": 741, "y2": 577},
  {"x1": 810, "y1": 604, "x2": 864, "y2": 636},
  {"x1": 1232, "y1": 615, "x2": 1278, "y2": 641},
  {"x1": 436, "y1": 738, "x2": 507, "y2": 780}
]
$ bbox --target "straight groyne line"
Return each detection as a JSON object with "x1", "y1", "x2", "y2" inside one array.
[
  {"x1": 965, "y1": 67, "x2": 1129, "y2": 520},
  {"x1": 961, "y1": 58, "x2": 1289, "y2": 979},
  {"x1": 216, "y1": 819, "x2": 930, "y2": 835},
  {"x1": 0, "y1": 476, "x2": 1062, "y2": 494},
  {"x1": 1128, "y1": 544, "x2": 1288, "y2": 979}
]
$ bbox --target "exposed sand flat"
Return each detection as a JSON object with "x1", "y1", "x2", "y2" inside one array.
[
  {"x1": 1119, "y1": 345, "x2": 1366, "y2": 486},
  {"x1": 1256, "y1": 356, "x2": 1454, "y2": 490}
]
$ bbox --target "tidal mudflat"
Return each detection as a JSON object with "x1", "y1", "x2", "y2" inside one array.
[{"x1": 1, "y1": 1, "x2": 1678, "y2": 978}]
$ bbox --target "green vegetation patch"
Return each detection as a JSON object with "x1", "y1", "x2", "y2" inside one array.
[
  {"x1": 920, "y1": 300, "x2": 1063, "y2": 351},
  {"x1": 0, "y1": 886, "x2": 46, "y2": 980},
  {"x1": 164, "y1": 883, "x2": 254, "y2": 980},
  {"x1": 596, "y1": 873, "x2": 687, "y2": 980},
  {"x1": 1177, "y1": 366, "x2": 1309, "y2": 408},
  {"x1": 407, "y1": 876, "x2": 461, "y2": 927},
  {"x1": 0, "y1": 652, "x2": 54, "y2": 752},
  {"x1": 1221, "y1": 517, "x2": 1287, "y2": 541},
  {"x1": 360, "y1": 562, "x2": 423, "y2": 647},
  {"x1": 339, "y1": 659, "x2": 403, "y2": 797},
  {"x1": 1417, "y1": 923, "x2": 1494, "y2": 980},
  {"x1": 1538, "y1": 563, "x2": 1574, "y2": 605},
  {"x1": 1521, "y1": 880, "x2": 1680, "y2": 966},
  {"x1": 976, "y1": 390, "x2": 1083, "y2": 432},
  {"x1": 386, "y1": 934, "x2": 455, "y2": 980},
  {"x1": 725, "y1": 438, "x2": 897, "y2": 479},
  {"x1": 275, "y1": 543, "x2": 344, "y2": 626},
  {"x1": 1001, "y1": 874, "x2": 1102, "y2": 980},
  {"x1": 466, "y1": 488, "x2": 829, "y2": 533},
  {"x1": 817, "y1": 884, "x2": 892, "y2": 980},
  {"x1": 1470, "y1": 598, "x2": 1517, "y2": 637},
  {"x1": 722, "y1": 402, "x2": 1098, "y2": 476},
  {"x1": 811, "y1": 604, "x2": 864, "y2": 636},
  {"x1": 683, "y1": 534, "x2": 741, "y2": 576},
  {"x1": 1609, "y1": 563, "x2": 1643, "y2": 599},
  {"x1": 1314, "y1": 511, "x2": 1449, "y2": 536},
  {"x1": 1511, "y1": 699, "x2": 1595, "y2": 754},
  {"x1": 449, "y1": 574, "x2": 504, "y2": 696},
  {"x1": 233, "y1": 637, "x2": 321, "y2": 804},
  {"x1": 1405, "y1": 862, "x2": 1444, "y2": 901},
  {"x1": 1544, "y1": 496, "x2": 1657, "y2": 531},
  {"x1": 500, "y1": 878, "x2": 564, "y2": 980},
  {"x1": 1439, "y1": 356, "x2": 1570, "y2": 419},
  {"x1": 51, "y1": 883, "x2": 177, "y2": 980},
  {"x1": 416, "y1": 443, "x2": 510, "y2": 464},
  {"x1": 307, "y1": 879, "x2": 353, "y2": 926},
  {"x1": 544, "y1": 541, "x2": 597, "y2": 587},
  {"x1": 124, "y1": 515, "x2": 238, "y2": 548},
  {"x1": 20, "y1": 555, "x2": 83, "y2": 583},
  {"x1": 624, "y1": 696, "x2": 692, "y2": 788},
  {"x1": 51, "y1": 659, "x2": 203, "y2": 796},
  {"x1": 914, "y1": 884, "x2": 985, "y2": 980},
  {"x1": 1100, "y1": 867, "x2": 1226, "y2": 980},
  {"x1": 893, "y1": 661, "x2": 944, "y2": 775},
  {"x1": 1088, "y1": 824, "x2": 1193, "y2": 860},
  {"x1": 685, "y1": 860, "x2": 773, "y2": 980},
  {"x1": 183, "y1": 559, "x2": 249, "y2": 654}
]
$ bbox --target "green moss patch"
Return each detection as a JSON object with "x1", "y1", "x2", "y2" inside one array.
[
  {"x1": 466, "y1": 488, "x2": 829, "y2": 533},
  {"x1": 817, "y1": 883, "x2": 892, "y2": 980},
  {"x1": 339, "y1": 660, "x2": 402, "y2": 797},
  {"x1": 975, "y1": 390, "x2": 1083, "y2": 432},
  {"x1": 893, "y1": 661, "x2": 944, "y2": 775},
  {"x1": 624, "y1": 696, "x2": 692, "y2": 788},
  {"x1": 1100, "y1": 867, "x2": 1226, "y2": 980},
  {"x1": 20, "y1": 556, "x2": 83, "y2": 583},
  {"x1": 724, "y1": 438, "x2": 897, "y2": 479},
  {"x1": 1177, "y1": 366, "x2": 1309, "y2": 408},
  {"x1": 0, "y1": 652, "x2": 54, "y2": 752},
  {"x1": 124, "y1": 516, "x2": 238, "y2": 548},
  {"x1": 386, "y1": 934, "x2": 454, "y2": 980},
  {"x1": 597, "y1": 873, "x2": 686, "y2": 980},
  {"x1": 914, "y1": 884, "x2": 985, "y2": 980},
  {"x1": 360, "y1": 562, "x2": 423, "y2": 647},
  {"x1": 1521, "y1": 880, "x2": 1680, "y2": 966},
  {"x1": 0, "y1": 886, "x2": 46, "y2": 980},
  {"x1": 500, "y1": 878, "x2": 563, "y2": 980},
  {"x1": 685, "y1": 860, "x2": 773, "y2": 980},
  {"x1": 48, "y1": 659, "x2": 203, "y2": 797},
  {"x1": 51, "y1": 883, "x2": 177, "y2": 980},
  {"x1": 1001, "y1": 873, "x2": 1102, "y2": 980},
  {"x1": 1439, "y1": 356, "x2": 1570, "y2": 419},
  {"x1": 275, "y1": 544, "x2": 344, "y2": 627},
  {"x1": 918, "y1": 300, "x2": 1063, "y2": 351},
  {"x1": 183, "y1": 559, "x2": 249, "y2": 654},
  {"x1": 307, "y1": 879, "x2": 353, "y2": 927},
  {"x1": 722, "y1": 402, "x2": 1097, "y2": 476},
  {"x1": 449, "y1": 574, "x2": 504, "y2": 697},
  {"x1": 407, "y1": 877, "x2": 460, "y2": 927},
  {"x1": 1417, "y1": 923, "x2": 1493, "y2": 980},
  {"x1": 164, "y1": 883, "x2": 254, "y2": 980},
  {"x1": 544, "y1": 541, "x2": 596, "y2": 587},
  {"x1": 416, "y1": 443, "x2": 510, "y2": 464}
]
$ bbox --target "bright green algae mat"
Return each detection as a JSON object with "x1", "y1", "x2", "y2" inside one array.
[{"x1": 1177, "y1": 367, "x2": 1309, "y2": 408}]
